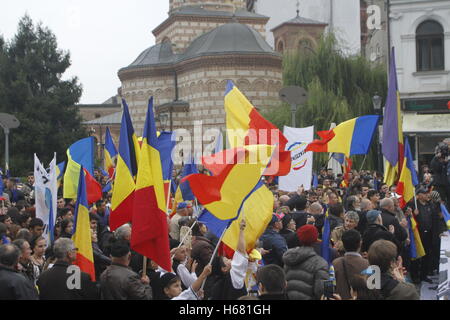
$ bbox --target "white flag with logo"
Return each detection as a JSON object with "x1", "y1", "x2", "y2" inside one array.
[
  {"x1": 279, "y1": 126, "x2": 314, "y2": 192},
  {"x1": 34, "y1": 154, "x2": 58, "y2": 242}
]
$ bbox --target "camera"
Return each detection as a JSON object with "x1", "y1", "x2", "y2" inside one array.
[{"x1": 435, "y1": 142, "x2": 449, "y2": 160}]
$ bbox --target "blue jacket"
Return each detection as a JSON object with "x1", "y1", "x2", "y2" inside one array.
[{"x1": 260, "y1": 228, "x2": 288, "y2": 267}]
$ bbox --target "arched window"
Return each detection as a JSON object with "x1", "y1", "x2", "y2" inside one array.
[
  {"x1": 416, "y1": 20, "x2": 444, "y2": 71},
  {"x1": 277, "y1": 40, "x2": 284, "y2": 53}
]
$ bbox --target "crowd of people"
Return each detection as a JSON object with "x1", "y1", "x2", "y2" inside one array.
[{"x1": 0, "y1": 144, "x2": 449, "y2": 300}]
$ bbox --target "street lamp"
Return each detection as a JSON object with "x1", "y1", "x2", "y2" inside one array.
[
  {"x1": 279, "y1": 86, "x2": 308, "y2": 128},
  {"x1": 0, "y1": 113, "x2": 20, "y2": 172},
  {"x1": 372, "y1": 94, "x2": 383, "y2": 172},
  {"x1": 159, "y1": 113, "x2": 169, "y2": 131}
]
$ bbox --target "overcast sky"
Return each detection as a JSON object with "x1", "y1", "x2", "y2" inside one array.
[{"x1": 0, "y1": 1, "x2": 169, "y2": 104}]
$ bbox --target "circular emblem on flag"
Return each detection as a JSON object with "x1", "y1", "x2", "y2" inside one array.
[{"x1": 288, "y1": 142, "x2": 308, "y2": 171}]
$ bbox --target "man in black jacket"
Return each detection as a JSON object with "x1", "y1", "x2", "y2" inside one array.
[
  {"x1": 37, "y1": 238, "x2": 99, "y2": 300},
  {"x1": 0, "y1": 244, "x2": 38, "y2": 300},
  {"x1": 379, "y1": 198, "x2": 408, "y2": 246},
  {"x1": 260, "y1": 215, "x2": 288, "y2": 267},
  {"x1": 430, "y1": 143, "x2": 450, "y2": 205},
  {"x1": 100, "y1": 239, "x2": 152, "y2": 300},
  {"x1": 361, "y1": 210, "x2": 399, "y2": 254}
]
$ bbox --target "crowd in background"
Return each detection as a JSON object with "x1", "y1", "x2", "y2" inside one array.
[{"x1": 0, "y1": 142, "x2": 449, "y2": 300}]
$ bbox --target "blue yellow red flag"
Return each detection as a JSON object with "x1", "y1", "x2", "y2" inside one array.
[
  {"x1": 72, "y1": 166, "x2": 95, "y2": 281},
  {"x1": 131, "y1": 97, "x2": 171, "y2": 271},
  {"x1": 305, "y1": 116, "x2": 379, "y2": 157},
  {"x1": 109, "y1": 100, "x2": 140, "y2": 231},
  {"x1": 104, "y1": 127, "x2": 118, "y2": 179},
  {"x1": 397, "y1": 138, "x2": 419, "y2": 208}
]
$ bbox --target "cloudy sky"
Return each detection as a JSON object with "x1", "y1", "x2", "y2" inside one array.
[{"x1": 0, "y1": 1, "x2": 169, "y2": 104}]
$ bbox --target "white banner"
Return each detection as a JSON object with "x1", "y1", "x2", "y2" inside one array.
[
  {"x1": 34, "y1": 154, "x2": 58, "y2": 242},
  {"x1": 279, "y1": 126, "x2": 314, "y2": 192}
]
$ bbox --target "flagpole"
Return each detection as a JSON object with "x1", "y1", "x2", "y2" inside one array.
[
  {"x1": 171, "y1": 220, "x2": 198, "y2": 261},
  {"x1": 142, "y1": 258, "x2": 147, "y2": 278},
  {"x1": 200, "y1": 226, "x2": 228, "y2": 290},
  {"x1": 166, "y1": 180, "x2": 172, "y2": 217},
  {"x1": 359, "y1": 155, "x2": 367, "y2": 172}
]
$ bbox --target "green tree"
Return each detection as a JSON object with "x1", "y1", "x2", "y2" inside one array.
[
  {"x1": 0, "y1": 15, "x2": 86, "y2": 175},
  {"x1": 265, "y1": 34, "x2": 387, "y2": 171}
]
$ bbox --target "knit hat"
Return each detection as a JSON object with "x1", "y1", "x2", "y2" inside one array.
[
  {"x1": 366, "y1": 210, "x2": 381, "y2": 224},
  {"x1": 296, "y1": 224, "x2": 318, "y2": 246}
]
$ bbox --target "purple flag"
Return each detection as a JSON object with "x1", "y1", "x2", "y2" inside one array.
[{"x1": 382, "y1": 48, "x2": 399, "y2": 166}]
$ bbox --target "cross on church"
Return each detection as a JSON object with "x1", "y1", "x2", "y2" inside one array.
[{"x1": 296, "y1": 0, "x2": 300, "y2": 17}]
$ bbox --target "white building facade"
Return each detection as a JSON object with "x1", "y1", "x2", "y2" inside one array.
[{"x1": 390, "y1": 0, "x2": 450, "y2": 168}]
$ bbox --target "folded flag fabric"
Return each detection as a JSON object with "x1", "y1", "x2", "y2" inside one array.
[
  {"x1": 63, "y1": 137, "x2": 102, "y2": 204},
  {"x1": 131, "y1": 97, "x2": 171, "y2": 272},
  {"x1": 183, "y1": 145, "x2": 275, "y2": 222},
  {"x1": 407, "y1": 215, "x2": 425, "y2": 260},
  {"x1": 158, "y1": 132, "x2": 176, "y2": 204},
  {"x1": 397, "y1": 138, "x2": 419, "y2": 208},
  {"x1": 224, "y1": 80, "x2": 291, "y2": 176},
  {"x1": 200, "y1": 181, "x2": 273, "y2": 258},
  {"x1": 56, "y1": 161, "x2": 65, "y2": 189},
  {"x1": 104, "y1": 127, "x2": 118, "y2": 179},
  {"x1": 305, "y1": 115, "x2": 379, "y2": 157},
  {"x1": 441, "y1": 204, "x2": 450, "y2": 230},
  {"x1": 383, "y1": 48, "x2": 404, "y2": 186},
  {"x1": 110, "y1": 100, "x2": 140, "y2": 231},
  {"x1": 321, "y1": 209, "x2": 331, "y2": 265},
  {"x1": 72, "y1": 166, "x2": 95, "y2": 281}
]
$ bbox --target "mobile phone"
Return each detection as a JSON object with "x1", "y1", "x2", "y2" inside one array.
[{"x1": 323, "y1": 280, "x2": 335, "y2": 299}]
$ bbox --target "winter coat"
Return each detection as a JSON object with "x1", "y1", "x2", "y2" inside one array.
[
  {"x1": 380, "y1": 209, "x2": 407, "y2": 244},
  {"x1": 379, "y1": 273, "x2": 419, "y2": 300},
  {"x1": 361, "y1": 224, "x2": 399, "y2": 254},
  {"x1": 100, "y1": 263, "x2": 152, "y2": 300},
  {"x1": 37, "y1": 261, "x2": 99, "y2": 300},
  {"x1": 0, "y1": 266, "x2": 38, "y2": 300},
  {"x1": 260, "y1": 228, "x2": 288, "y2": 267},
  {"x1": 430, "y1": 156, "x2": 449, "y2": 187},
  {"x1": 332, "y1": 253, "x2": 369, "y2": 299},
  {"x1": 283, "y1": 246, "x2": 329, "y2": 300}
]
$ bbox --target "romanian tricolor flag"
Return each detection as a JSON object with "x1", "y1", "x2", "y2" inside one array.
[
  {"x1": 157, "y1": 132, "x2": 176, "y2": 204},
  {"x1": 200, "y1": 180, "x2": 273, "y2": 258},
  {"x1": 397, "y1": 138, "x2": 419, "y2": 208},
  {"x1": 131, "y1": 97, "x2": 171, "y2": 271},
  {"x1": 340, "y1": 157, "x2": 353, "y2": 188},
  {"x1": 110, "y1": 100, "x2": 140, "y2": 231},
  {"x1": 407, "y1": 215, "x2": 425, "y2": 260},
  {"x1": 184, "y1": 145, "x2": 274, "y2": 222},
  {"x1": 63, "y1": 137, "x2": 102, "y2": 204},
  {"x1": 72, "y1": 167, "x2": 95, "y2": 281},
  {"x1": 383, "y1": 48, "x2": 405, "y2": 186},
  {"x1": 305, "y1": 115, "x2": 379, "y2": 157},
  {"x1": 321, "y1": 209, "x2": 332, "y2": 265},
  {"x1": 104, "y1": 127, "x2": 118, "y2": 179},
  {"x1": 441, "y1": 204, "x2": 450, "y2": 230},
  {"x1": 56, "y1": 161, "x2": 65, "y2": 189},
  {"x1": 224, "y1": 80, "x2": 290, "y2": 176}
]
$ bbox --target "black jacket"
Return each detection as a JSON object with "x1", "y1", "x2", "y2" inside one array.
[
  {"x1": 430, "y1": 156, "x2": 449, "y2": 187},
  {"x1": 361, "y1": 224, "x2": 399, "y2": 254},
  {"x1": 280, "y1": 229, "x2": 299, "y2": 249},
  {"x1": 260, "y1": 229, "x2": 288, "y2": 267},
  {"x1": 0, "y1": 266, "x2": 38, "y2": 300},
  {"x1": 380, "y1": 209, "x2": 407, "y2": 244},
  {"x1": 100, "y1": 263, "x2": 152, "y2": 300},
  {"x1": 291, "y1": 210, "x2": 308, "y2": 229},
  {"x1": 37, "y1": 261, "x2": 99, "y2": 300}
]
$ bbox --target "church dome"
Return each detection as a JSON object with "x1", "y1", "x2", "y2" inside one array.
[
  {"x1": 180, "y1": 22, "x2": 279, "y2": 61},
  {"x1": 124, "y1": 41, "x2": 175, "y2": 70}
]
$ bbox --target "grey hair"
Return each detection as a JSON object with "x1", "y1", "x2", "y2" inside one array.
[
  {"x1": 379, "y1": 198, "x2": 394, "y2": 209},
  {"x1": 53, "y1": 238, "x2": 75, "y2": 260},
  {"x1": 0, "y1": 244, "x2": 21, "y2": 267},
  {"x1": 345, "y1": 211, "x2": 360, "y2": 223},
  {"x1": 115, "y1": 224, "x2": 131, "y2": 240}
]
